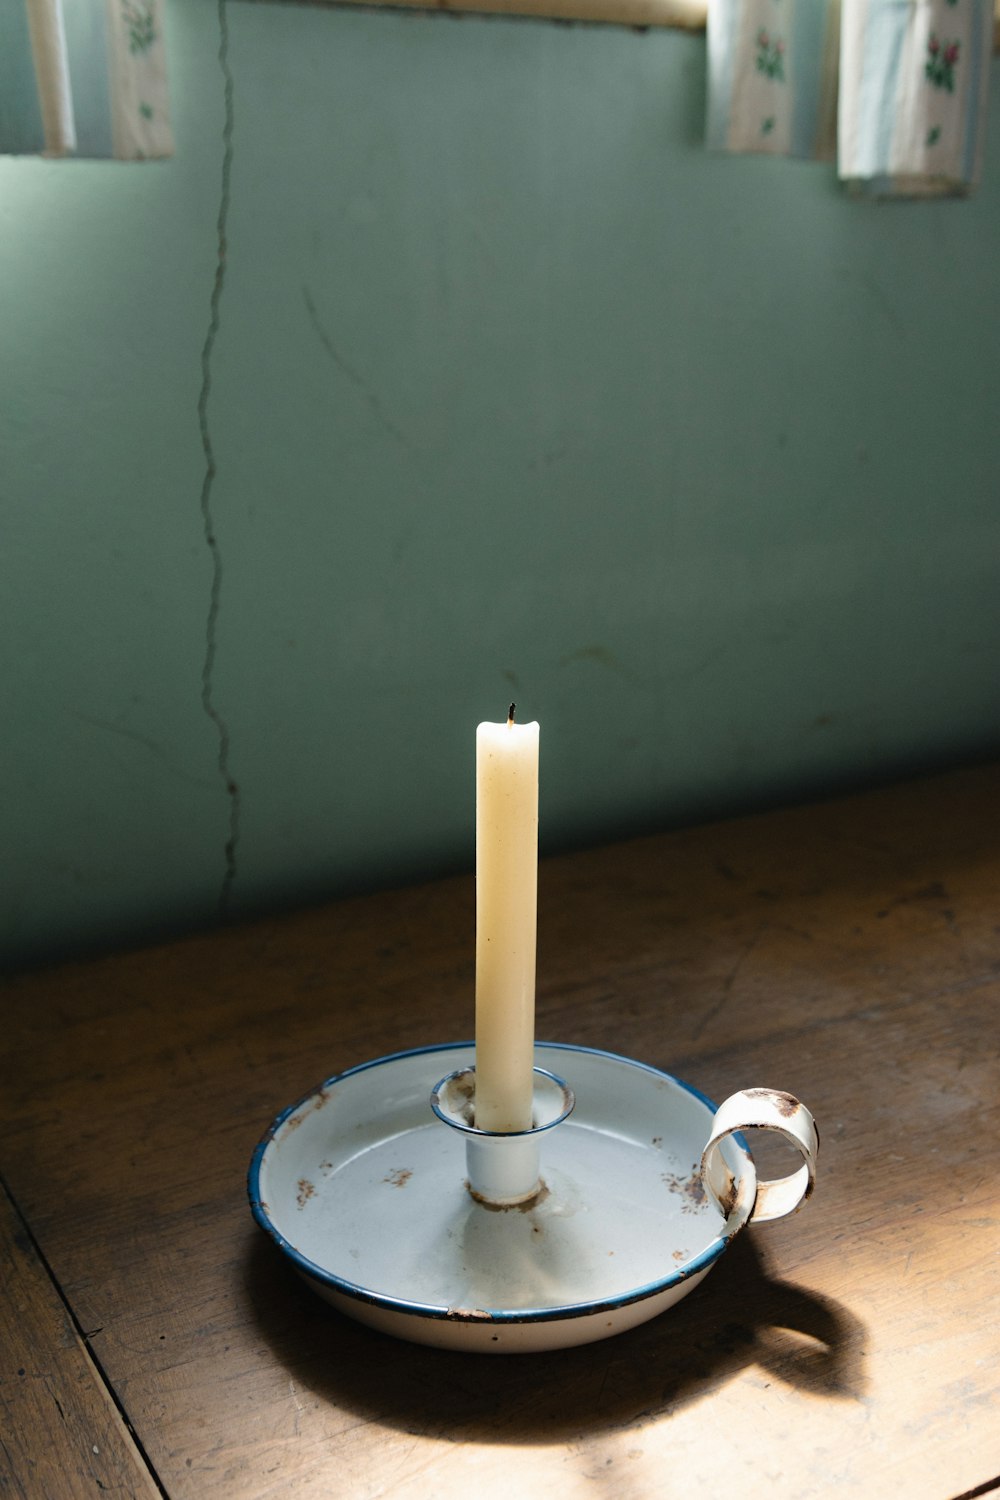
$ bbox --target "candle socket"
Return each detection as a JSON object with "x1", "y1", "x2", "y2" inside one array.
[{"x1": 431, "y1": 1065, "x2": 575, "y2": 1207}]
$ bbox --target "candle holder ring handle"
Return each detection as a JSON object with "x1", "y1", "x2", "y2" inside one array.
[{"x1": 700, "y1": 1087, "x2": 819, "y2": 1224}]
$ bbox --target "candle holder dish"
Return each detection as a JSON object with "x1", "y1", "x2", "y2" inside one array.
[{"x1": 248, "y1": 1042, "x2": 817, "y2": 1353}]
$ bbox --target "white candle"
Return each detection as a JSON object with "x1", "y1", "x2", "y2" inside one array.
[{"x1": 475, "y1": 706, "x2": 539, "y2": 1133}]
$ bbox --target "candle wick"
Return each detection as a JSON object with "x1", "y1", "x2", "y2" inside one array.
[{"x1": 507, "y1": 703, "x2": 516, "y2": 726}]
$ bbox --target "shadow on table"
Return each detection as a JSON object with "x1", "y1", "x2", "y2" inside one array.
[{"x1": 243, "y1": 1229, "x2": 866, "y2": 1441}]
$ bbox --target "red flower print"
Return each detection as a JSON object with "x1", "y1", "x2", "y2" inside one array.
[
  {"x1": 755, "y1": 29, "x2": 785, "y2": 80},
  {"x1": 925, "y1": 33, "x2": 959, "y2": 90}
]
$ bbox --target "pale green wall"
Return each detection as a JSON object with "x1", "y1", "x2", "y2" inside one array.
[{"x1": 2, "y1": 0, "x2": 998, "y2": 969}]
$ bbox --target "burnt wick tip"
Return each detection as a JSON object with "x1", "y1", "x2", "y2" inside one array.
[{"x1": 508, "y1": 703, "x2": 516, "y2": 724}]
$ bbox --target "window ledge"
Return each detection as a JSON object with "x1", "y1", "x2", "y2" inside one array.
[
  {"x1": 240, "y1": 0, "x2": 999, "y2": 47},
  {"x1": 390, "y1": 0, "x2": 705, "y2": 22},
  {"x1": 238, "y1": 0, "x2": 707, "y2": 27}
]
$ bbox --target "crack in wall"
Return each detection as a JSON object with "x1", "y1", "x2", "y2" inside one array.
[
  {"x1": 302, "y1": 284, "x2": 413, "y2": 449},
  {"x1": 198, "y1": 0, "x2": 240, "y2": 920},
  {"x1": 72, "y1": 712, "x2": 218, "y2": 792}
]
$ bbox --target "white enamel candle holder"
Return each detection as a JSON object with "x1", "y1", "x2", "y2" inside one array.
[
  {"x1": 430, "y1": 1064, "x2": 576, "y2": 1206},
  {"x1": 248, "y1": 1042, "x2": 818, "y2": 1353}
]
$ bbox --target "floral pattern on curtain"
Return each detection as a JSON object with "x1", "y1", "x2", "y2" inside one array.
[
  {"x1": 0, "y1": 0, "x2": 172, "y2": 159},
  {"x1": 707, "y1": 0, "x2": 993, "y2": 196}
]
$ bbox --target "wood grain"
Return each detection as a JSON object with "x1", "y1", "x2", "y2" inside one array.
[
  {"x1": 1, "y1": 763, "x2": 999, "y2": 1498},
  {"x1": 0, "y1": 1177, "x2": 161, "y2": 1500}
]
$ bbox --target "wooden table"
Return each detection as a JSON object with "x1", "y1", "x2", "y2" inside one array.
[{"x1": 2, "y1": 765, "x2": 999, "y2": 1499}]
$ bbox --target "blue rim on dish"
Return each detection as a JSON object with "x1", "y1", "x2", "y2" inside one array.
[{"x1": 247, "y1": 1040, "x2": 749, "y2": 1327}]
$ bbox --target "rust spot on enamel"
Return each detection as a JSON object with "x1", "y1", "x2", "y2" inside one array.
[
  {"x1": 744, "y1": 1088, "x2": 800, "y2": 1118},
  {"x1": 662, "y1": 1169, "x2": 707, "y2": 1212}
]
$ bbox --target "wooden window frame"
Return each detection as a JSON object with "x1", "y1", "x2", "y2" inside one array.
[
  {"x1": 307, "y1": 0, "x2": 707, "y2": 26},
  {"x1": 238, "y1": 0, "x2": 999, "y2": 48}
]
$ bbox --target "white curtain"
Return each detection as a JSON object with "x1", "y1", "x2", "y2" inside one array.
[{"x1": 0, "y1": 0, "x2": 173, "y2": 159}]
